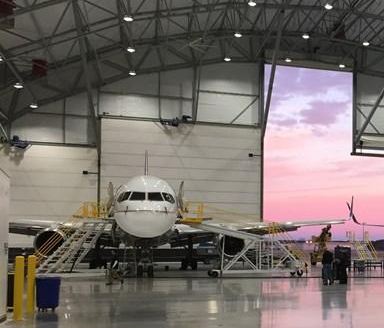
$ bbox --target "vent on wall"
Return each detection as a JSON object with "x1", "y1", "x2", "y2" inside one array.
[
  {"x1": 0, "y1": 0, "x2": 15, "y2": 30},
  {"x1": 32, "y1": 59, "x2": 48, "y2": 77}
]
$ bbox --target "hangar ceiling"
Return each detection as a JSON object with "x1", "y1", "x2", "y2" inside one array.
[{"x1": 1, "y1": 0, "x2": 384, "y2": 153}]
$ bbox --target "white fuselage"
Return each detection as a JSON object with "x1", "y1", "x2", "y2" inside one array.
[{"x1": 113, "y1": 175, "x2": 178, "y2": 238}]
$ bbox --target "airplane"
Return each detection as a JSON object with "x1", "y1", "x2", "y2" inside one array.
[{"x1": 9, "y1": 153, "x2": 348, "y2": 277}]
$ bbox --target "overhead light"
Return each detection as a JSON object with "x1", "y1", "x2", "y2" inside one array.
[
  {"x1": 224, "y1": 56, "x2": 231, "y2": 62},
  {"x1": 126, "y1": 46, "x2": 135, "y2": 53},
  {"x1": 248, "y1": 0, "x2": 257, "y2": 6},
  {"x1": 338, "y1": 63, "x2": 346, "y2": 68},
  {"x1": 123, "y1": 15, "x2": 134, "y2": 22},
  {"x1": 284, "y1": 57, "x2": 292, "y2": 63},
  {"x1": 129, "y1": 70, "x2": 136, "y2": 76},
  {"x1": 302, "y1": 33, "x2": 310, "y2": 39},
  {"x1": 234, "y1": 31, "x2": 242, "y2": 38},
  {"x1": 0, "y1": 56, "x2": 3, "y2": 62},
  {"x1": 13, "y1": 82, "x2": 23, "y2": 89},
  {"x1": 29, "y1": 103, "x2": 38, "y2": 109},
  {"x1": 324, "y1": 3, "x2": 333, "y2": 10},
  {"x1": 362, "y1": 41, "x2": 370, "y2": 47}
]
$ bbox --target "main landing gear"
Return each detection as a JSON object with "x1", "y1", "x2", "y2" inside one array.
[
  {"x1": 136, "y1": 248, "x2": 154, "y2": 278},
  {"x1": 180, "y1": 235, "x2": 199, "y2": 270}
]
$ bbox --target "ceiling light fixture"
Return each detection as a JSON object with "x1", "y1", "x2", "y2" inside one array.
[
  {"x1": 123, "y1": 15, "x2": 134, "y2": 22},
  {"x1": 29, "y1": 103, "x2": 38, "y2": 109},
  {"x1": 324, "y1": 3, "x2": 333, "y2": 10},
  {"x1": 13, "y1": 82, "x2": 23, "y2": 89},
  {"x1": 234, "y1": 31, "x2": 242, "y2": 38},
  {"x1": 129, "y1": 70, "x2": 136, "y2": 76},
  {"x1": 338, "y1": 63, "x2": 346, "y2": 68},
  {"x1": 224, "y1": 56, "x2": 231, "y2": 62},
  {"x1": 127, "y1": 46, "x2": 136, "y2": 53},
  {"x1": 302, "y1": 33, "x2": 310, "y2": 39},
  {"x1": 248, "y1": 1, "x2": 257, "y2": 6},
  {"x1": 285, "y1": 57, "x2": 292, "y2": 63},
  {"x1": 0, "y1": 56, "x2": 3, "y2": 62},
  {"x1": 362, "y1": 41, "x2": 370, "y2": 47}
]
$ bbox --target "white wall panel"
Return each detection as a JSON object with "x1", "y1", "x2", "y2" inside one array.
[
  {"x1": 12, "y1": 94, "x2": 94, "y2": 145},
  {"x1": 0, "y1": 168, "x2": 9, "y2": 321},
  {"x1": 160, "y1": 69, "x2": 193, "y2": 97},
  {"x1": 8, "y1": 145, "x2": 98, "y2": 247},
  {"x1": 101, "y1": 119, "x2": 261, "y2": 217},
  {"x1": 200, "y1": 63, "x2": 260, "y2": 94},
  {"x1": 101, "y1": 73, "x2": 158, "y2": 95},
  {"x1": 12, "y1": 114, "x2": 63, "y2": 143},
  {"x1": 99, "y1": 93, "x2": 159, "y2": 118},
  {"x1": 99, "y1": 64, "x2": 261, "y2": 126},
  {"x1": 355, "y1": 49, "x2": 384, "y2": 149}
]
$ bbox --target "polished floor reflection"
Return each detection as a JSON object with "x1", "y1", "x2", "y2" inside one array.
[{"x1": 4, "y1": 275, "x2": 384, "y2": 328}]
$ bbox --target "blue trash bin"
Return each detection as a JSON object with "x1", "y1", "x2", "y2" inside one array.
[{"x1": 36, "y1": 276, "x2": 61, "y2": 311}]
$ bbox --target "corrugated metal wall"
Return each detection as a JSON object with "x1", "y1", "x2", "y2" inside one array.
[
  {"x1": 8, "y1": 145, "x2": 98, "y2": 246},
  {"x1": 101, "y1": 119, "x2": 261, "y2": 216}
]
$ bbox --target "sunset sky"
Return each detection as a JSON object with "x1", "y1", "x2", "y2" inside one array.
[{"x1": 264, "y1": 65, "x2": 384, "y2": 241}]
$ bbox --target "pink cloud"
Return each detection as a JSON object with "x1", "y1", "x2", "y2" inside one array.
[{"x1": 300, "y1": 100, "x2": 349, "y2": 126}]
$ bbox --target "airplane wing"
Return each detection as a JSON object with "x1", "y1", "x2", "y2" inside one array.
[
  {"x1": 9, "y1": 220, "x2": 58, "y2": 236},
  {"x1": 175, "y1": 218, "x2": 346, "y2": 236}
]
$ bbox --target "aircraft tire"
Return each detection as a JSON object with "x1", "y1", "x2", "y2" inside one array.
[
  {"x1": 137, "y1": 265, "x2": 144, "y2": 277},
  {"x1": 147, "y1": 265, "x2": 154, "y2": 278}
]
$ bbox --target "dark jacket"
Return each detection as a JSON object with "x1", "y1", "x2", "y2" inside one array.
[{"x1": 322, "y1": 250, "x2": 333, "y2": 265}]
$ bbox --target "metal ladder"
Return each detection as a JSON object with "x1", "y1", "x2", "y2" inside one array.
[{"x1": 37, "y1": 221, "x2": 107, "y2": 274}]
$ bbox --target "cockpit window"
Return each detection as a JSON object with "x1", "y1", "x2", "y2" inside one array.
[
  {"x1": 162, "y1": 193, "x2": 175, "y2": 204},
  {"x1": 148, "y1": 192, "x2": 164, "y2": 201},
  {"x1": 117, "y1": 192, "x2": 131, "y2": 203},
  {"x1": 130, "y1": 192, "x2": 146, "y2": 201}
]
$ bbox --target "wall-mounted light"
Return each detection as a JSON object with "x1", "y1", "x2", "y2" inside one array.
[
  {"x1": 224, "y1": 56, "x2": 231, "y2": 62},
  {"x1": 284, "y1": 57, "x2": 292, "y2": 63},
  {"x1": 126, "y1": 46, "x2": 135, "y2": 53},
  {"x1": 129, "y1": 70, "x2": 136, "y2": 76},
  {"x1": 324, "y1": 3, "x2": 333, "y2": 10},
  {"x1": 13, "y1": 82, "x2": 23, "y2": 89},
  {"x1": 338, "y1": 63, "x2": 346, "y2": 69},
  {"x1": 29, "y1": 103, "x2": 38, "y2": 109},
  {"x1": 362, "y1": 41, "x2": 370, "y2": 47},
  {"x1": 248, "y1": 1, "x2": 257, "y2": 6},
  {"x1": 302, "y1": 33, "x2": 310, "y2": 39}
]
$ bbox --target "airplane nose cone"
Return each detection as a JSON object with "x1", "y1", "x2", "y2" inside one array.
[{"x1": 115, "y1": 211, "x2": 175, "y2": 238}]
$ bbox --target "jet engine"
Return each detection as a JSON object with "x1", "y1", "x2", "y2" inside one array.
[
  {"x1": 34, "y1": 227, "x2": 67, "y2": 257},
  {"x1": 217, "y1": 235, "x2": 245, "y2": 256}
]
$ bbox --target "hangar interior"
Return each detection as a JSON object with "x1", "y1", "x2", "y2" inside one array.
[{"x1": 2, "y1": 0, "x2": 384, "y2": 326}]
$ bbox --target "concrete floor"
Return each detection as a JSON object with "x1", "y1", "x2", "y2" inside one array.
[{"x1": 3, "y1": 272, "x2": 384, "y2": 328}]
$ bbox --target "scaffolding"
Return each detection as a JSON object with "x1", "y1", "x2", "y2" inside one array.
[{"x1": 179, "y1": 202, "x2": 308, "y2": 277}]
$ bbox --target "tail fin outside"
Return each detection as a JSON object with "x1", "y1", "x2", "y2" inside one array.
[{"x1": 347, "y1": 196, "x2": 360, "y2": 225}]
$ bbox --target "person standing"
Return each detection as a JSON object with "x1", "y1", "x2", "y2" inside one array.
[{"x1": 322, "y1": 247, "x2": 333, "y2": 285}]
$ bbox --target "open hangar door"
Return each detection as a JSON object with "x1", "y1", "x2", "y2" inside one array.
[
  {"x1": 100, "y1": 62, "x2": 263, "y2": 218},
  {"x1": 353, "y1": 47, "x2": 384, "y2": 157}
]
